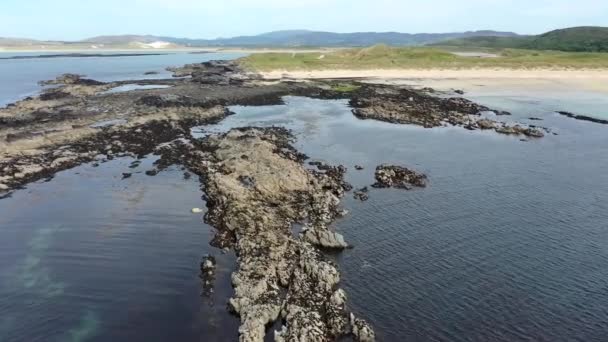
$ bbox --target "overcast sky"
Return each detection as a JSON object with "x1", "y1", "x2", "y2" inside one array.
[{"x1": 1, "y1": 0, "x2": 607, "y2": 40}]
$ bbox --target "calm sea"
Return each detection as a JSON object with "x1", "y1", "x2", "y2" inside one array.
[{"x1": 1, "y1": 53, "x2": 608, "y2": 341}]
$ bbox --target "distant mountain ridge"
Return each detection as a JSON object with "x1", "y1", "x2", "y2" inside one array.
[
  {"x1": 76, "y1": 30, "x2": 519, "y2": 47},
  {"x1": 433, "y1": 26, "x2": 608, "y2": 52},
  {"x1": 2, "y1": 27, "x2": 605, "y2": 51},
  {"x1": 148, "y1": 30, "x2": 521, "y2": 47}
]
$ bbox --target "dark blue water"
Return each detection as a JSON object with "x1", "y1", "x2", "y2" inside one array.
[
  {"x1": 200, "y1": 96, "x2": 608, "y2": 341},
  {"x1": 0, "y1": 157, "x2": 239, "y2": 342},
  {"x1": 0, "y1": 52, "x2": 245, "y2": 106},
  {"x1": 2, "y1": 53, "x2": 608, "y2": 341}
]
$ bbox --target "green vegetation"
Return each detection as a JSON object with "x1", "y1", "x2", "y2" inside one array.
[
  {"x1": 330, "y1": 83, "x2": 361, "y2": 92},
  {"x1": 433, "y1": 27, "x2": 608, "y2": 53},
  {"x1": 240, "y1": 44, "x2": 608, "y2": 71}
]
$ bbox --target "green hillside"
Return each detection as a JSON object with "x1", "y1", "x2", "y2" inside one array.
[{"x1": 433, "y1": 27, "x2": 608, "y2": 52}]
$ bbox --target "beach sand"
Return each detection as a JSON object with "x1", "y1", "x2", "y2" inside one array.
[{"x1": 259, "y1": 69, "x2": 608, "y2": 94}]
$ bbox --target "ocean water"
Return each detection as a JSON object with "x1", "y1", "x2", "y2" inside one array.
[
  {"x1": 0, "y1": 52, "x2": 245, "y2": 106},
  {"x1": 2, "y1": 54, "x2": 608, "y2": 341}
]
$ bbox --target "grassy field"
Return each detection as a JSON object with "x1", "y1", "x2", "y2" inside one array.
[{"x1": 239, "y1": 45, "x2": 608, "y2": 71}]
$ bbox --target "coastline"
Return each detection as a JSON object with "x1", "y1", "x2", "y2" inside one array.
[
  {"x1": 0, "y1": 47, "x2": 333, "y2": 54},
  {"x1": 258, "y1": 68, "x2": 608, "y2": 94},
  {"x1": 259, "y1": 68, "x2": 608, "y2": 80}
]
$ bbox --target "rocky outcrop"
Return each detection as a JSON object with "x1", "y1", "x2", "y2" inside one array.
[
  {"x1": 495, "y1": 124, "x2": 545, "y2": 138},
  {"x1": 38, "y1": 73, "x2": 105, "y2": 86},
  {"x1": 556, "y1": 111, "x2": 608, "y2": 125},
  {"x1": 350, "y1": 85, "x2": 490, "y2": 128},
  {"x1": 373, "y1": 164, "x2": 427, "y2": 189},
  {"x1": 182, "y1": 127, "x2": 373, "y2": 341},
  {"x1": 354, "y1": 187, "x2": 369, "y2": 201},
  {"x1": 350, "y1": 85, "x2": 544, "y2": 138},
  {"x1": 167, "y1": 60, "x2": 257, "y2": 85}
]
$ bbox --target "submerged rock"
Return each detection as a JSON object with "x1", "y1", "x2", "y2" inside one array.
[
  {"x1": 354, "y1": 187, "x2": 369, "y2": 201},
  {"x1": 372, "y1": 164, "x2": 427, "y2": 189},
  {"x1": 200, "y1": 254, "x2": 217, "y2": 298},
  {"x1": 556, "y1": 111, "x2": 608, "y2": 125}
]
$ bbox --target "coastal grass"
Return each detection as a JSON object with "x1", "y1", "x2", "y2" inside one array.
[
  {"x1": 239, "y1": 45, "x2": 608, "y2": 71},
  {"x1": 330, "y1": 83, "x2": 361, "y2": 92}
]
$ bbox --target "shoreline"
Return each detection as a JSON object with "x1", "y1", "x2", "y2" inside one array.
[
  {"x1": 259, "y1": 68, "x2": 608, "y2": 94},
  {"x1": 259, "y1": 68, "x2": 608, "y2": 80},
  {"x1": 0, "y1": 47, "x2": 333, "y2": 54}
]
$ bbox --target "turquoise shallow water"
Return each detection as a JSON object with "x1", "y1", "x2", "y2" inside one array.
[{"x1": 2, "y1": 54, "x2": 608, "y2": 341}]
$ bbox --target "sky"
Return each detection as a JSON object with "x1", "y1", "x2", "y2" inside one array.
[{"x1": 1, "y1": 0, "x2": 607, "y2": 40}]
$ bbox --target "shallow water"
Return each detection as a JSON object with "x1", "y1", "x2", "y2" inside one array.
[
  {"x1": 0, "y1": 52, "x2": 245, "y2": 106},
  {"x1": 2, "y1": 53, "x2": 608, "y2": 341},
  {"x1": 0, "y1": 157, "x2": 239, "y2": 342},
  {"x1": 102, "y1": 84, "x2": 173, "y2": 94},
  {"x1": 198, "y1": 95, "x2": 608, "y2": 341}
]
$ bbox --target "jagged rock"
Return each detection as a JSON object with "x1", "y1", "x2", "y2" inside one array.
[
  {"x1": 476, "y1": 119, "x2": 496, "y2": 130},
  {"x1": 351, "y1": 313, "x2": 376, "y2": 342},
  {"x1": 181, "y1": 127, "x2": 373, "y2": 341},
  {"x1": 302, "y1": 227, "x2": 349, "y2": 249},
  {"x1": 495, "y1": 124, "x2": 544, "y2": 138},
  {"x1": 373, "y1": 164, "x2": 427, "y2": 189},
  {"x1": 39, "y1": 73, "x2": 104, "y2": 86}
]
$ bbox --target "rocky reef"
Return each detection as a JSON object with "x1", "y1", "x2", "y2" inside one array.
[
  {"x1": 350, "y1": 85, "x2": 545, "y2": 138},
  {"x1": 556, "y1": 111, "x2": 608, "y2": 125},
  {"x1": 177, "y1": 127, "x2": 373, "y2": 341},
  {"x1": 373, "y1": 164, "x2": 428, "y2": 190}
]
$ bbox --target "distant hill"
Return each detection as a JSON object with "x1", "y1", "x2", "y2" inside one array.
[
  {"x1": 86, "y1": 30, "x2": 520, "y2": 47},
  {"x1": 83, "y1": 35, "x2": 162, "y2": 44},
  {"x1": 0, "y1": 37, "x2": 63, "y2": 47},
  {"x1": 6, "y1": 28, "x2": 605, "y2": 51},
  {"x1": 433, "y1": 27, "x2": 608, "y2": 52}
]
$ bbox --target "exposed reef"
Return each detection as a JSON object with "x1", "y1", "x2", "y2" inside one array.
[
  {"x1": 0, "y1": 57, "x2": 562, "y2": 340},
  {"x1": 556, "y1": 111, "x2": 608, "y2": 125},
  {"x1": 178, "y1": 127, "x2": 372, "y2": 341},
  {"x1": 350, "y1": 85, "x2": 544, "y2": 138},
  {"x1": 373, "y1": 164, "x2": 428, "y2": 190}
]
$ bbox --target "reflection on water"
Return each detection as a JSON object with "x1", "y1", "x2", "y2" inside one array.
[
  {"x1": 66, "y1": 310, "x2": 101, "y2": 342},
  {"x1": 102, "y1": 84, "x2": 172, "y2": 94},
  {"x1": 0, "y1": 157, "x2": 239, "y2": 342},
  {"x1": 14, "y1": 226, "x2": 67, "y2": 298}
]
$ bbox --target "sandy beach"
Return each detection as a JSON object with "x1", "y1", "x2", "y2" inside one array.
[{"x1": 260, "y1": 68, "x2": 608, "y2": 94}]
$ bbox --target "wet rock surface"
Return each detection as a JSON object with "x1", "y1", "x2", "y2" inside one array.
[
  {"x1": 556, "y1": 111, "x2": 608, "y2": 125},
  {"x1": 349, "y1": 84, "x2": 543, "y2": 137},
  {"x1": 373, "y1": 164, "x2": 428, "y2": 189},
  {"x1": 175, "y1": 127, "x2": 373, "y2": 341}
]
